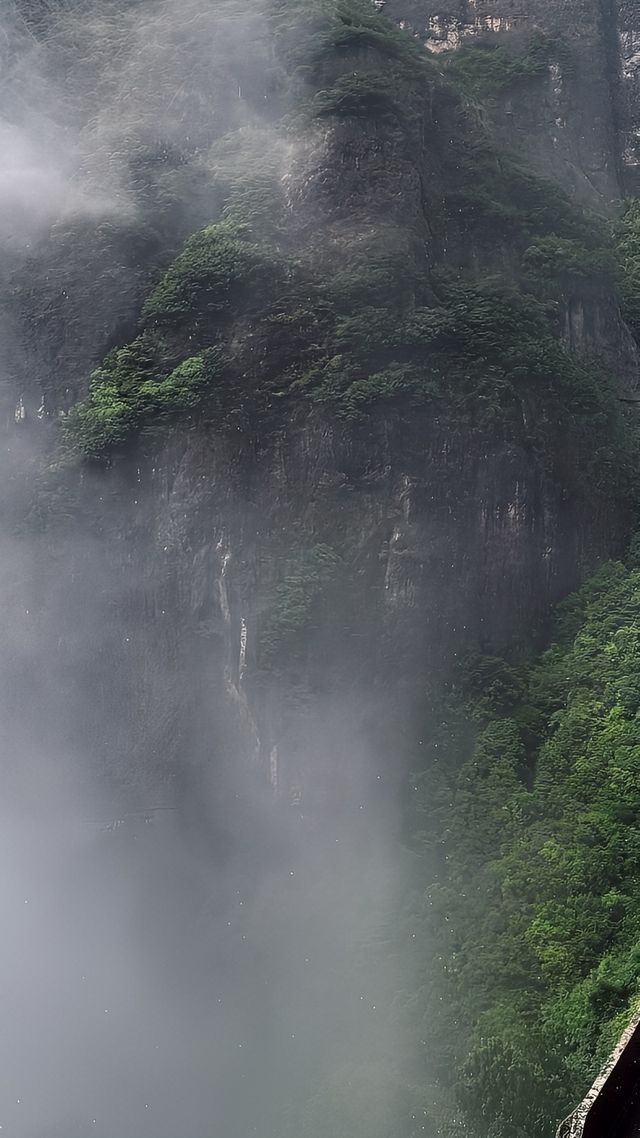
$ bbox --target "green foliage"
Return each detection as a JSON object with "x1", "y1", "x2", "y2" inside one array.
[
  {"x1": 415, "y1": 280, "x2": 556, "y2": 368},
  {"x1": 310, "y1": 0, "x2": 426, "y2": 68},
  {"x1": 458, "y1": 654, "x2": 526, "y2": 718},
  {"x1": 272, "y1": 0, "x2": 431, "y2": 130},
  {"x1": 409, "y1": 558, "x2": 640, "y2": 1136},
  {"x1": 440, "y1": 33, "x2": 574, "y2": 100},
  {"x1": 326, "y1": 238, "x2": 421, "y2": 312},
  {"x1": 61, "y1": 0, "x2": 635, "y2": 500},
  {"x1": 441, "y1": 35, "x2": 555, "y2": 97},
  {"x1": 314, "y1": 73, "x2": 403, "y2": 121},
  {"x1": 616, "y1": 199, "x2": 640, "y2": 340},
  {"x1": 460, "y1": 1035, "x2": 554, "y2": 1138},
  {"x1": 523, "y1": 236, "x2": 617, "y2": 288},
  {"x1": 222, "y1": 173, "x2": 288, "y2": 237},
  {"x1": 205, "y1": 127, "x2": 292, "y2": 238},
  {"x1": 65, "y1": 344, "x2": 223, "y2": 457},
  {"x1": 67, "y1": 227, "x2": 635, "y2": 486},
  {"x1": 293, "y1": 278, "x2": 630, "y2": 468},
  {"x1": 295, "y1": 357, "x2": 436, "y2": 419},
  {"x1": 443, "y1": 141, "x2": 604, "y2": 248},
  {"x1": 142, "y1": 219, "x2": 279, "y2": 327},
  {"x1": 63, "y1": 215, "x2": 298, "y2": 455},
  {"x1": 259, "y1": 544, "x2": 340, "y2": 665},
  {"x1": 272, "y1": 0, "x2": 427, "y2": 76},
  {"x1": 40, "y1": 5, "x2": 640, "y2": 1133}
]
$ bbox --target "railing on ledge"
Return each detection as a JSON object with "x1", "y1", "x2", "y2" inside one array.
[{"x1": 555, "y1": 1007, "x2": 640, "y2": 1138}]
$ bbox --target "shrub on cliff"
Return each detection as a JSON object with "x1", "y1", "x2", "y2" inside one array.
[
  {"x1": 64, "y1": 347, "x2": 225, "y2": 457},
  {"x1": 258, "y1": 544, "x2": 341, "y2": 667},
  {"x1": 440, "y1": 33, "x2": 573, "y2": 98},
  {"x1": 616, "y1": 199, "x2": 640, "y2": 341},
  {"x1": 314, "y1": 73, "x2": 403, "y2": 121},
  {"x1": 522, "y1": 235, "x2": 618, "y2": 289},
  {"x1": 142, "y1": 219, "x2": 282, "y2": 328}
]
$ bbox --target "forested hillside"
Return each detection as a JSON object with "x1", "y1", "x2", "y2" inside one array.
[
  {"x1": 3, "y1": 1, "x2": 640, "y2": 1136},
  {"x1": 405, "y1": 554, "x2": 640, "y2": 1135}
]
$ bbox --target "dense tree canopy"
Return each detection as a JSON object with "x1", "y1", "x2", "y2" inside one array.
[{"x1": 407, "y1": 557, "x2": 640, "y2": 1135}]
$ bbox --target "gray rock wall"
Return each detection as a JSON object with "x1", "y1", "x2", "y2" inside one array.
[{"x1": 7, "y1": 0, "x2": 640, "y2": 805}]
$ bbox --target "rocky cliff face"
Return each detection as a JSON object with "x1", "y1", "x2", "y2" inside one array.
[
  {"x1": 619, "y1": 0, "x2": 640, "y2": 189},
  {"x1": 5, "y1": 0, "x2": 640, "y2": 811},
  {"x1": 387, "y1": 0, "x2": 624, "y2": 206},
  {"x1": 1, "y1": 12, "x2": 638, "y2": 1138},
  {"x1": 52, "y1": 403, "x2": 616, "y2": 805},
  {"x1": 386, "y1": 0, "x2": 640, "y2": 199}
]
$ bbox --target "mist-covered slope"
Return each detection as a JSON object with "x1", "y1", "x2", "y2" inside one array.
[
  {"x1": 3, "y1": 1, "x2": 640, "y2": 1136},
  {"x1": 14, "y1": 0, "x2": 640, "y2": 781}
]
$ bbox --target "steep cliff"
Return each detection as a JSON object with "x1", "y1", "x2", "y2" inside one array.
[
  {"x1": 11, "y1": 0, "x2": 638, "y2": 800},
  {"x1": 4, "y1": 1, "x2": 640, "y2": 1135}
]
